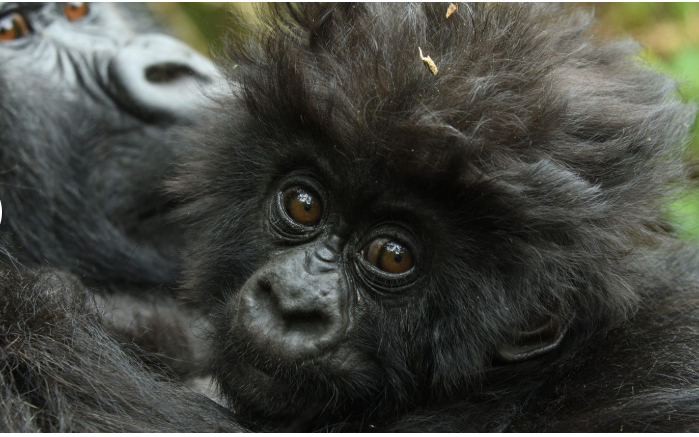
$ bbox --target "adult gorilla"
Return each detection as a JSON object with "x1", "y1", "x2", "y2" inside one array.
[
  {"x1": 0, "y1": 2, "x2": 218, "y2": 285},
  {"x1": 0, "y1": 3, "x2": 243, "y2": 431}
]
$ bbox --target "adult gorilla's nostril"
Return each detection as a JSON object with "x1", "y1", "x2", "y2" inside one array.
[
  {"x1": 145, "y1": 63, "x2": 209, "y2": 85},
  {"x1": 107, "y1": 34, "x2": 222, "y2": 122}
]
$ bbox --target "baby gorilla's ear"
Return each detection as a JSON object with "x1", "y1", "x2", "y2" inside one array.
[{"x1": 496, "y1": 306, "x2": 570, "y2": 362}]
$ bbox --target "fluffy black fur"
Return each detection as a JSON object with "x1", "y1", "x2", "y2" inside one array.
[
  {"x1": 172, "y1": 3, "x2": 699, "y2": 431},
  {"x1": 0, "y1": 269, "x2": 242, "y2": 432}
]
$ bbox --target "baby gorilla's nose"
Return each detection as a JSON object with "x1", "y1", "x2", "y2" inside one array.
[{"x1": 237, "y1": 250, "x2": 347, "y2": 361}]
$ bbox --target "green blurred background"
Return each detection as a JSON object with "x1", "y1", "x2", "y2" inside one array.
[{"x1": 149, "y1": 3, "x2": 699, "y2": 239}]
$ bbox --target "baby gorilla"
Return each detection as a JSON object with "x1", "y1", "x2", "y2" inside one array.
[{"x1": 174, "y1": 3, "x2": 699, "y2": 432}]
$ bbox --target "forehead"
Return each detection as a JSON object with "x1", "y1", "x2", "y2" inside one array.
[{"x1": 262, "y1": 123, "x2": 472, "y2": 220}]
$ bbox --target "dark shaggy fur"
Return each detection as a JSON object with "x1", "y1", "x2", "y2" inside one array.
[
  {"x1": 171, "y1": 3, "x2": 699, "y2": 431},
  {"x1": 0, "y1": 269, "x2": 242, "y2": 432},
  {"x1": 2, "y1": 2, "x2": 698, "y2": 432}
]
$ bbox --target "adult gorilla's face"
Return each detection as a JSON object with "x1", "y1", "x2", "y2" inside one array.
[{"x1": 0, "y1": 3, "x2": 219, "y2": 284}]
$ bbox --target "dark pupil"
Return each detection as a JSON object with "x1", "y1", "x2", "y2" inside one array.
[
  {"x1": 394, "y1": 254, "x2": 403, "y2": 263},
  {"x1": 303, "y1": 203, "x2": 311, "y2": 211}
]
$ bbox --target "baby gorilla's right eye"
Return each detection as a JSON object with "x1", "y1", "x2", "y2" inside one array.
[
  {"x1": 282, "y1": 187, "x2": 322, "y2": 227},
  {"x1": 362, "y1": 237, "x2": 414, "y2": 275}
]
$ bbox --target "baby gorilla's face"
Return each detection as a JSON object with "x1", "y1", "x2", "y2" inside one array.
[{"x1": 206, "y1": 157, "x2": 461, "y2": 425}]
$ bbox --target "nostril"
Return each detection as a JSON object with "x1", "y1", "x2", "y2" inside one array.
[
  {"x1": 144, "y1": 63, "x2": 208, "y2": 84},
  {"x1": 258, "y1": 277, "x2": 271, "y2": 290}
]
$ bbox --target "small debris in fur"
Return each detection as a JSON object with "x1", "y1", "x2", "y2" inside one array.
[
  {"x1": 419, "y1": 47, "x2": 438, "y2": 76},
  {"x1": 446, "y1": 3, "x2": 458, "y2": 18}
]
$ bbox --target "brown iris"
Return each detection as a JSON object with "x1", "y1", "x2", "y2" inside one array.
[
  {"x1": 363, "y1": 238, "x2": 414, "y2": 274},
  {"x1": 0, "y1": 13, "x2": 30, "y2": 42},
  {"x1": 283, "y1": 187, "x2": 322, "y2": 226},
  {"x1": 64, "y1": 2, "x2": 89, "y2": 21}
]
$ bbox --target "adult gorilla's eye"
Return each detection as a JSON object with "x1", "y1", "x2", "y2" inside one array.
[
  {"x1": 64, "y1": 3, "x2": 90, "y2": 21},
  {"x1": 0, "y1": 13, "x2": 30, "y2": 42},
  {"x1": 362, "y1": 238, "x2": 414, "y2": 274},
  {"x1": 282, "y1": 187, "x2": 322, "y2": 226}
]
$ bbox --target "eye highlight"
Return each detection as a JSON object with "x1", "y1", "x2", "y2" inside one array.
[
  {"x1": 0, "y1": 12, "x2": 30, "y2": 42},
  {"x1": 282, "y1": 187, "x2": 322, "y2": 227},
  {"x1": 362, "y1": 237, "x2": 414, "y2": 274},
  {"x1": 64, "y1": 2, "x2": 90, "y2": 21}
]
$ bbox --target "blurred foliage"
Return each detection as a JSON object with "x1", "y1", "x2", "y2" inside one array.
[
  {"x1": 147, "y1": 3, "x2": 254, "y2": 55},
  {"x1": 149, "y1": 3, "x2": 699, "y2": 239},
  {"x1": 591, "y1": 3, "x2": 699, "y2": 239}
]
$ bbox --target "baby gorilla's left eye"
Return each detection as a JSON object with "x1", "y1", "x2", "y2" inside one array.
[
  {"x1": 362, "y1": 238, "x2": 414, "y2": 274},
  {"x1": 282, "y1": 187, "x2": 322, "y2": 226},
  {"x1": 64, "y1": 3, "x2": 89, "y2": 21}
]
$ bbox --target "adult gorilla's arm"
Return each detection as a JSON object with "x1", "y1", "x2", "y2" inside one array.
[{"x1": 0, "y1": 269, "x2": 244, "y2": 432}]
